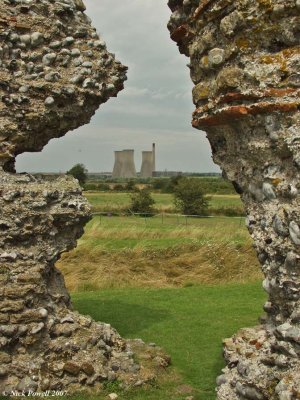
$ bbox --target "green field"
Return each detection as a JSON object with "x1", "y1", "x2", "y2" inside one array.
[
  {"x1": 77, "y1": 214, "x2": 248, "y2": 250},
  {"x1": 84, "y1": 192, "x2": 244, "y2": 216},
  {"x1": 55, "y1": 191, "x2": 263, "y2": 400},
  {"x1": 69, "y1": 283, "x2": 265, "y2": 400}
]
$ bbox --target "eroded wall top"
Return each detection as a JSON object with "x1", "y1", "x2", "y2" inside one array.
[
  {"x1": 0, "y1": 0, "x2": 127, "y2": 171},
  {"x1": 168, "y1": 0, "x2": 300, "y2": 128}
]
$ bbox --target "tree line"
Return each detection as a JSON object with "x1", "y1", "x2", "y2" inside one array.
[{"x1": 67, "y1": 163, "x2": 211, "y2": 216}]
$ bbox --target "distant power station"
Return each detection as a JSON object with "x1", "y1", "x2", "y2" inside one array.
[
  {"x1": 112, "y1": 144, "x2": 156, "y2": 178},
  {"x1": 141, "y1": 143, "x2": 156, "y2": 178},
  {"x1": 112, "y1": 149, "x2": 136, "y2": 178}
]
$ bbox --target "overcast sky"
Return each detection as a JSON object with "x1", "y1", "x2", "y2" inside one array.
[{"x1": 16, "y1": 0, "x2": 220, "y2": 174}]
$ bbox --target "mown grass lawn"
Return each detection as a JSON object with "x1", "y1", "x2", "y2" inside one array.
[{"x1": 70, "y1": 282, "x2": 266, "y2": 400}]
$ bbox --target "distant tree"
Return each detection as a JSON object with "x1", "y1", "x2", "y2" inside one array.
[
  {"x1": 98, "y1": 183, "x2": 110, "y2": 191},
  {"x1": 129, "y1": 188, "x2": 155, "y2": 215},
  {"x1": 67, "y1": 163, "x2": 88, "y2": 186},
  {"x1": 82, "y1": 182, "x2": 110, "y2": 191},
  {"x1": 165, "y1": 174, "x2": 184, "y2": 193},
  {"x1": 83, "y1": 183, "x2": 98, "y2": 191},
  {"x1": 113, "y1": 183, "x2": 125, "y2": 191},
  {"x1": 125, "y1": 179, "x2": 136, "y2": 191},
  {"x1": 151, "y1": 178, "x2": 168, "y2": 191},
  {"x1": 173, "y1": 177, "x2": 210, "y2": 216},
  {"x1": 170, "y1": 174, "x2": 183, "y2": 187}
]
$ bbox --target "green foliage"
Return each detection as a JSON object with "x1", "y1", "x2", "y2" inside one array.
[
  {"x1": 83, "y1": 182, "x2": 111, "y2": 191},
  {"x1": 169, "y1": 174, "x2": 184, "y2": 188},
  {"x1": 151, "y1": 176, "x2": 235, "y2": 195},
  {"x1": 84, "y1": 192, "x2": 244, "y2": 216},
  {"x1": 98, "y1": 182, "x2": 110, "y2": 191},
  {"x1": 102, "y1": 380, "x2": 121, "y2": 392},
  {"x1": 173, "y1": 177, "x2": 210, "y2": 216},
  {"x1": 189, "y1": 176, "x2": 235, "y2": 195},
  {"x1": 113, "y1": 183, "x2": 126, "y2": 192},
  {"x1": 83, "y1": 183, "x2": 98, "y2": 191},
  {"x1": 163, "y1": 175, "x2": 184, "y2": 193},
  {"x1": 151, "y1": 176, "x2": 183, "y2": 193},
  {"x1": 130, "y1": 188, "x2": 155, "y2": 215},
  {"x1": 125, "y1": 179, "x2": 136, "y2": 191},
  {"x1": 83, "y1": 176, "x2": 236, "y2": 195},
  {"x1": 151, "y1": 178, "x2": 168, "y2": 191},
  {"x1": 67, "y1": 163, "x2": 88, "y2": 186},
  {"x1": 104, "y1": 177, "x2": 151, "y2": 185}
]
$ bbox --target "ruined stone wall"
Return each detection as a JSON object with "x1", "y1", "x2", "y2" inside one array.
[
  {"x1": 0, "y1": 0, "x2": 162, "y2": 394},
  {"x1": 168, "y1": 0, "x2": 300, "y2": 399}
]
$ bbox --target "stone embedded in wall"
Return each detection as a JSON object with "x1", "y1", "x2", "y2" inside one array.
[
  {"x1": 168, "y1": 0, "x2": 300, "y2": 399},
  {"x1": 0, "y1": 0, "x2": 169, "y2": 394}
]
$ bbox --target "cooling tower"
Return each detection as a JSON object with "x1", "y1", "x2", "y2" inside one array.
[
  {"x1": 119, "y1": 149, "x2": 136, "y2": 178},
  {"x1": 112, "y1": 150, "x2": 136, "y2": 178},
  {"x1": 140, "y1": 151, "x2": 154, "y2": 178},
  {"x1": 112, "y1": 151, "x2": 123, "y2": 178}
]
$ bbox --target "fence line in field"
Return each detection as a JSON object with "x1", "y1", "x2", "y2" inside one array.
[{"x1": 91, "y1": 211, "x2": 245, "y2": 227}]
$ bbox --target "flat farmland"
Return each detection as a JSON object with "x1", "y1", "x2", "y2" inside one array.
[
  {"x1": 84, "y1": 192, "x2": 244, "y2": 216},
  {"x1": 55, "y1": 192, "x2": 262, "y2": 400}
]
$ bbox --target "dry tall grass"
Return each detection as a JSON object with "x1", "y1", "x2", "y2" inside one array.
[{"x1": 57, "y1": 216, "x2": 262, "y2": 292}]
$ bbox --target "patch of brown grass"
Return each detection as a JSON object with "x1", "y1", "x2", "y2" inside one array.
[{"x1": 58, "y1": 242, "x2": 261, "y2": 292}]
